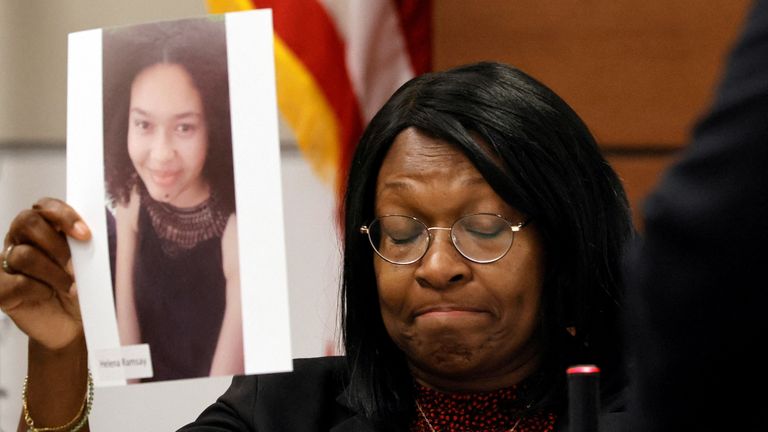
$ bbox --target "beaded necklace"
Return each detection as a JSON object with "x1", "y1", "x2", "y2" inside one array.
[{"x1": 140, "y1": 184, "x2": 229, "y2": 257}]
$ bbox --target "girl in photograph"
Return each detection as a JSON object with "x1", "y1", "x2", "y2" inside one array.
[{"x1": 102, "y1": 17, "x2": 242, "y2": 381}]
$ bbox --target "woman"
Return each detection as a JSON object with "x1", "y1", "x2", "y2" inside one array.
[
  {"x1": 0, "y1": 62, "x2": 631, "y2": 431},
  {"x1": 104, "y1": 18, "x2": 242, "y2": 381}
]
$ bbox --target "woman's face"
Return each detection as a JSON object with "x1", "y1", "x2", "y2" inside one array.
[
  {"x1": 374, "y1": 128, "x2": 546, "y2": 392},
  {"x1": 127, "y1": 63, "x2": 209, "y2": 207}
]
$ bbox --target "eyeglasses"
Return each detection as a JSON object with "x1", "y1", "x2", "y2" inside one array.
[{"x1": 360, "y1": 213, "x2": 530, "y2": 265}]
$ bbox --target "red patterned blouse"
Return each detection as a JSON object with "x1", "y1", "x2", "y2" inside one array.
[{"x1": 410, "y1": 382, "x2": 557, "y2": 432}]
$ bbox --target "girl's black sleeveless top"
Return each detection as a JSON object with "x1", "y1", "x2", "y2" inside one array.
[{"x1": 133, "y1": 197, "x2": 227, "y2": 382}]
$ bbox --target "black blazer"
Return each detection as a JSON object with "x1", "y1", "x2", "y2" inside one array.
[
  {"x1": 626, "y1": 0, "x2": 768, "y2": 430},
  {"x1": 178, "y1": 357, "x2": 626, "y2": 431}
]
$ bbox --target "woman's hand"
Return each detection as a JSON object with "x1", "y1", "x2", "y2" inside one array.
[{"x1": 0, "y1": 198, "x2": 91, "y2": 351}]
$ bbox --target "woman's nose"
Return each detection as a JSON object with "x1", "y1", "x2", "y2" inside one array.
[
  {"x1": 414, "y1": 230, "x2": 471, "y2": 290},
  {"x1": 150, "y1": 129, "x2": 176, "y2": 162}
]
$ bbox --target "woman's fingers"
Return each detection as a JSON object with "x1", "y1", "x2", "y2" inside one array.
[
  {"x1": 0, "y1": 199, "x2": 86, "y2": 350},
  {"x1": 1, "y1": 198, "x2": 82, "y2": 311},
  {"x1": 2, "y1": 243, "x2": 74, "y2": 294},
  {"x1": 32, "y1": 197, "x2": 91, "y2": 241},
  {"x1": 5, "y1": 198, "x2": 89, "y2": 271},
  {"x1": 0, "y1": 243, "x2": 74, "y2": 314},
  {"x1": 6, "y1": 209, "x2": 72, "y2": 272}
]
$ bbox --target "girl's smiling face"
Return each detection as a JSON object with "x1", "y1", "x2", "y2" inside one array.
[{"x1": 127, "y1": 63, "x2": 210, "y2": 207}]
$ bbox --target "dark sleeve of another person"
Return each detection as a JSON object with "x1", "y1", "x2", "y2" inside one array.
[{"x1": 626, "y1": 1, "x2": 768, "y2": 431}]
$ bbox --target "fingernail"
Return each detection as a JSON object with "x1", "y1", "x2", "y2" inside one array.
[{"x1": 72, "y1": 221, "x2": 91, "y2": 239}]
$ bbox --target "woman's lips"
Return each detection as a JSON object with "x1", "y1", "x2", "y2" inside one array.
[
  {"x1": 148, "y1": 169, "x2": 180, "y2": 187},
  {"x1": 413, "y1": 305, "x2": 488, "y2": 320}
]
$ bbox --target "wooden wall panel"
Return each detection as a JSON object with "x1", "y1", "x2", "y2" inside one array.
[{"x1": 433, "y1": 0, "x2": 751, "y2": 148}]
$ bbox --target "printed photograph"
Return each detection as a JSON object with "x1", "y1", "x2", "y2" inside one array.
[
  {"x1": 101, "y1": 17, "x2": 242, "y2": 382},
  {"x1": 66, "y1": 10, "x2": 291, "y2": 386}
]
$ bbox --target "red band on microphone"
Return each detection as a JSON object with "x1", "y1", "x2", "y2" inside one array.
[{"x1": 566, "y1": 365, "x2": 600, "y2": 375}]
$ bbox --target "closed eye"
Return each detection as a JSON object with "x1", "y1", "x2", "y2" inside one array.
[
  {"x1": 465, "y1": 226, "x2": 505, "y2": 239},
  {"x1": 387, "y1": 232, "x2": 422, "y2": 245}
]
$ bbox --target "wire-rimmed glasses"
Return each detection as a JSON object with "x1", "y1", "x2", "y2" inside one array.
[{"x1": 359, "y1": 213, "x2": 530, "y2": 265}]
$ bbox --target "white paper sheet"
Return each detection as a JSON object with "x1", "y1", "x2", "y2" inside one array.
[{"x1": 66, "y1": 10, "x2": 292, "y2": 386}]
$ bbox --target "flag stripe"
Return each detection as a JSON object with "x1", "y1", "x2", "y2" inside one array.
[
  {"x1": 207, "y1": 0, "x2": 253, "y2": 14},
  {"x1": 273, "y1": 36, "x2": 340, "y2": 184},
  {"x1": 323, "y1": 0, "x2": 416, "y2": 123},
  {"x1": 394, "y1": 0, "x2": 432, "y2": 75},
  {"x1": 253, "y1": 0, "x2": 363, "y2": 188}
]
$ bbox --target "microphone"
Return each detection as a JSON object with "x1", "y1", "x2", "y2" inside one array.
[{"x1": 567, "y1": 365, "x2": 600, "y2": 432}]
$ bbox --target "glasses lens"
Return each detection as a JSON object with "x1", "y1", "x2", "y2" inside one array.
[
  {"x1": 452, "y1": 214, "x2": 514, "y2": 263},
  {"x1": 368, "y1": 216, "x2": 429, "y2": 264}
]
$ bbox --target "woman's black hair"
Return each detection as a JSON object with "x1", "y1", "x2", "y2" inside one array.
[
  {"x1": 102, "y1": 17, "x2": 235, "y2": 213},
  {"x1": 340, "y1": 62, "x2": 633, "y2": 423}
]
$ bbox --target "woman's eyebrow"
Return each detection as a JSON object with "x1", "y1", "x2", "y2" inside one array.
[
  {"x1": 173, "y1": 112, "x2": 204, "y2": 120},
  {"x1": 380, "y1": 179, "x2": 412, "y2": 192},
  {"x1": 128, "y1": 107, "x2": 202, "y2": 120},
  {"x1": 129, "y1": 107, "x2": 150, "y2": 116},
  {"x1": 381, "y1": 175, "x2": 487, "y2": 191}
]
